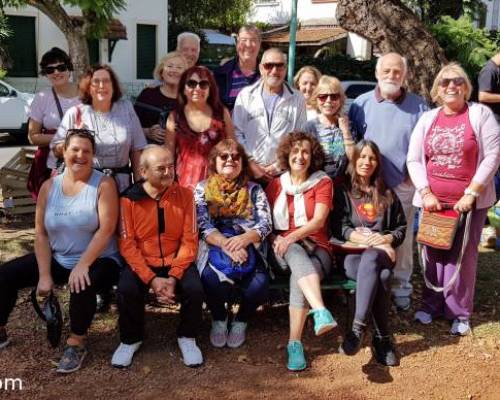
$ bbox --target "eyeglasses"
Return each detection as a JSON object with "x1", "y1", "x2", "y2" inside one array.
[
  {"x1": 42, "y1": 63, "x2": 69, "y2": 75},
  {"x1": 439, "y1": 77, "x2": 466, "y2": 87},
  {"x1": 186, "y1": 79, "x2": 210, "y2": 90},
  {"x1": 262, "y1": 62, "x2": 286, "y2": 71},
  {"x1": 317, "y1": 93, "x2": 341, "y2": 102},
  {"x1": 218, "y1": 152, "x2": 241, "y2": 162},
  {"x1": 91, "y1": 78, "x2": 112, "y2": 87}
]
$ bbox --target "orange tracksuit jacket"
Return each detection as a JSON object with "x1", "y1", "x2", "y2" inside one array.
[{"x1": 118, "y1": 181, "x2": 198, "y2": 285}]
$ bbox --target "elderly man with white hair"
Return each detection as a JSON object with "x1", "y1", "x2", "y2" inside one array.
[
  {"x1": 177, "y1": 32, "x2": 200, "y2": 68},
  {"x1": 348, "y1": 52, "x2": 428, "y2": 312}
]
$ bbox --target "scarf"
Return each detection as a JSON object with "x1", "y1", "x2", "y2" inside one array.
[
  {"x1": 273, "y1": 170, "x2": 328, "y2": 230},
  {"x1": 205, "y1": 174, "x2": 253, "y2": 220}
]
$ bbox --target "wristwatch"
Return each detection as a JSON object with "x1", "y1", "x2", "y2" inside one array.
[{"x1": 464, "y1": 188, "x2": 480, "y2": 198}]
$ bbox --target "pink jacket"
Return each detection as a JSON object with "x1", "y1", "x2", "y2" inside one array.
[{"x1": 407, "y1": 102, "x2": 500, "y2": 209}]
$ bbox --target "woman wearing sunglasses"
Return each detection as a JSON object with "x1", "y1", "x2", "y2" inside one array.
[
  {"x1": 408, "y1": 63, "x2": 500, "y2": 335},
  {"x1": 305, "y1": 75, "x2": 354, "y2": 185},
  {"x1": 194, "y1": 139, "x2": 272, "y2": 349},
  {"x1": 0, "y1": 129, "x2": 121, "y2": 373},
  {"x1": 165, "y1": 66, "x2": 234, "y2": 191},
  {"x1": 27, "y1": 47, "x2": 80, "y2": 200},
  {"x1": 51, "y1": 64, "x2": 147, "y2": 193}
]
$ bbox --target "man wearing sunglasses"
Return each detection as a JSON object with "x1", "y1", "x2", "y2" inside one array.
[
  {"x1": 233, "y1": 48, "x2": 307, "y2": 183},
  {"x1": 348, "y1": 52, "x2": 428, "y2": 312},
  {"x1": 214, "y1": 25, "x2": 262, "y2": 111}
]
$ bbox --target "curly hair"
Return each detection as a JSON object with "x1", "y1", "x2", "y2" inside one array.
[
  {"x1": 276, "y1": 131, "x2": 325, "y2": 174},
  {"x1": 79, "y1": 64, "x2": 123, "y2": 105},
  {"x1": 346, "y1": 140, "x2": 393, "y2": 213},
  {"x1": 207, "y1": 139, "x2": 250, "y2": 179}
]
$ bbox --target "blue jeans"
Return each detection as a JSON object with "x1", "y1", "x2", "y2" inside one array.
[{"x1": 201, "y1": 266, "x2": 269, "y2": 322}]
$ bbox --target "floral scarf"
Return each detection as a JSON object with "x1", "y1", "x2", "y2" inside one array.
[{"x1": 205, "y1": 174, "x2": 254, "y2": 219}]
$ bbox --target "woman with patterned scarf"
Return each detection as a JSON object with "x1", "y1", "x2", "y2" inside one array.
[
  {"x1": 265, "y1": 131, "x2": 336, "y2": 372},
  {"x1": 194, "y1": 139, "x2": 272, "y2": 349}
]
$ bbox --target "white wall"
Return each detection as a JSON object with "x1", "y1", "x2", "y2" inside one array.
[
  {"x1": 4, "y1": 0, "x2": 168, "y2": 96},
  {"x1": 483, "y1": 0, "x2": 500, "y2": 30}
]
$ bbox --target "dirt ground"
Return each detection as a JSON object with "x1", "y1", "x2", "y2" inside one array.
[{"x1": 0, "y1": 215, "x2": 499, "y2": 400}]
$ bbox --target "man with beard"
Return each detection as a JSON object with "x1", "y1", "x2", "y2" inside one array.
[
  {"x1": 233, "y1": 48, "x2": 307, "y2": 183},
  {"x1": 349, "y1": 52, "x2": 428, "y2": 312},
  {"x1": 112, "y1": 145, "x2": 203, "y2": 368}
]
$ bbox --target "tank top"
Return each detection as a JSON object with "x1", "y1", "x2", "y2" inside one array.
[
  {"x1": 44, "y1": 169, "x2": 120, "y2": 269},
  {"x1": 174, "y1": 110, "x2": 226, "y2": 191}
]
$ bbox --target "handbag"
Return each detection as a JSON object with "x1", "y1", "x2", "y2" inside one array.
[
  {"x1": 27, "y1": 88, "x2": 64, "y2": 200},
  {"x1": 208, "y1": 224, "x2": 257, "y2": 280},
  {"x1": 30, "y1": 289, "x2": 63, "y2": 348},
  {"x1": 416, "y1": 208, "x2": 463, "y2": 250}
]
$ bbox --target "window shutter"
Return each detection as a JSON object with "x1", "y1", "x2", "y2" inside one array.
[
  {"x1": 5, "y1": 16, "x2": 37, "y2": 77},
  {"x1": 87, "y1": 39, "x2": 100, "y2": 65},
  {"x1": 136, "y1": 24, "x2": 157, "y2": 79}
]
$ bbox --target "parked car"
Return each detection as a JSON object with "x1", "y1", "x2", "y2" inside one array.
[
  {"x1": 0, "y1": 79, "x2": 34, "y2": 143},
  {"x1": 341, "y1": 80, "x2": 376, "y2": 113}
]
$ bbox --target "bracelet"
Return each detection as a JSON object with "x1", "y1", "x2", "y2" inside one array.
[
  {"x1": 422, "y1": 192, "x2": 434, "y2": 199},
  {"x1": 464, "y1": 188, "x2": 480, "y2": 198}
]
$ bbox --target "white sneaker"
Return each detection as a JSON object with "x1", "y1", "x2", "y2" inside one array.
[
  {"x1": 414, "y1": 311, "x2": 433, "y2": 325},
  {"x1": 450, "y1": 319, "x2": 471, "y2": 336},
  {"x1": 177, "y1": 337, "x2": 203, "y2": 367},
  {"x1": 227, "y1": 321, "x2": 247, "y2": 348},
  {"x1": 111, "y1": 341, "x2": 142, "y2": 368},
  {"x1": 209, "y1": 319, "x2": 228, "y2": 348}
]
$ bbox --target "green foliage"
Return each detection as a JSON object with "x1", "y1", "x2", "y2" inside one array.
[
  {"x1": 430, "y1": 16, "x2": 496, "y2": 78},
  {"x1": 296, "y1": 53, "x2": 376, "y2": 81},
  {"x1": 402, "y1": 0, "x2": 486, "y2": 24},
  {"x1": 168, "y1": 0, "x2": 252, "y2": 50}
]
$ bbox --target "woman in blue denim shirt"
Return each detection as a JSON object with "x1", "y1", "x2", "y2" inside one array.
[{"x1": 194, "y1": 139, "x2": 272, "y2": 349}]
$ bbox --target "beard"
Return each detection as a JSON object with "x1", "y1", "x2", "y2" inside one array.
[{"x1": 379, "y1": 80, "x2": 401, "y2": 97}]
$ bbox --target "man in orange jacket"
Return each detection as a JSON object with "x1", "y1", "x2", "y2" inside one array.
[{"x1": 111, "y1": 145, "x2": 204, "y2": 368}]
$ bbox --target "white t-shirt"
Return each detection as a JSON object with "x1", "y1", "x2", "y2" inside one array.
[{"x1": 29, "y1": 88, "x2": 80, "y2": 169}]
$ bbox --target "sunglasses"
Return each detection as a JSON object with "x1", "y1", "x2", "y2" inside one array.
[
  {"x1": 42, "y1": 63, "x2": 69, "y2": 75},
  {"x1": 186, "y1": 79, "x2": 210, "y2": 90},
  {"x1": 66, "y1": 128, "x2": 96, "y2": 139},
  {"x1": 262, "y1": 62, "x2": 286, "y2": 71},
  {"x1": 317, "y1": 93, "x2": 341, "y2": 102},
  {"x1": 439, "y1": 77, "x2": 466, "y2": 87},
  {"x1": 218, "y1": 152, "x2": 241, "y2": 162}
]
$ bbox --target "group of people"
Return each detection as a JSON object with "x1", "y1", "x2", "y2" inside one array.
[{"x1": 0, "y1": 24, "x2": 499, "y2": 375}]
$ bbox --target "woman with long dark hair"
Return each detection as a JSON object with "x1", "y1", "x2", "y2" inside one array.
[
  {"x1": 331, "y1": 140, "x2": 406, "y2": 367},
  {"x1": 165, "y1": 66, "x2": 234, "y2": 191}
]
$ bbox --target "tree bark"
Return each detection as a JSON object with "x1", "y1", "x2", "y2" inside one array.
[
  {"x1": 336, "y1": 0, "x2": 447, "y2": 101},
  {"x1": 26, "y1": 0, "x2": 90, "y2": 80}
]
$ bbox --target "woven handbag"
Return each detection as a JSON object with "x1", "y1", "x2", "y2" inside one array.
[{"x1": 416, "y1": 209, "x2": 462, "y2": 250}]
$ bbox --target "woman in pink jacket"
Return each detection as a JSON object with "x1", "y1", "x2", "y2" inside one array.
[{"x1": 407, "y1": 63, "x2": 500, "y2": 335}]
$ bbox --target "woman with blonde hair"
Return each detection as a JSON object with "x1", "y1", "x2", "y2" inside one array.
[
  {"x1": 294, "y1": 66, "x2": 322, "y2": 120},
  {"x1": 408, "y1": 62, "x2": 500, "y2": 335},
  {"x1": 305, "y1": 75, "x2": 354, "y2": 184},
  {"x1": 134, "y1": 51, "x2": 188, "y2": 144}
]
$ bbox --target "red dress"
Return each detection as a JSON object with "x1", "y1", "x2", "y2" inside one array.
[{"x1": 174, "y1": 110, "x2": 226, "y2": 191}]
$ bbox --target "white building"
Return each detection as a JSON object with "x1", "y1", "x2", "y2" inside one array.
[
  {"x1": 248, "y1": 0, "x2": 371, "y2": 60},
  {"x1": 483, "y1": 0, "x2": 500, "y2": 30},
  {"x1": 3, "y1": 0, "x2": 168, "y2": 95}
]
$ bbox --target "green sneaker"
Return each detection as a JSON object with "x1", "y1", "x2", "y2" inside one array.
[
  {"x1": 308, "y1": 308, "x2": 337, "y2": 336},
  {"x1": 287, "y1": 341, "x2": 306, "y2": 371}
]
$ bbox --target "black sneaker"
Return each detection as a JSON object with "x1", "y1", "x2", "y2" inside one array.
[
  {"x1": 0, "y1": 328, "x2": 10, "y2": 350},
  {"x1": 339, "y1": 321, "x2": 366, "y2": 356},
  {"x1": 372, "y1": 335, "x2": 399, "y2": 366}
]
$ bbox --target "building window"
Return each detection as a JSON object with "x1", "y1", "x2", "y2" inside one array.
[
  {"x1": 5, "y1": 15, "x2": 37, "y2": 77},
  {"x1": 136, "y1": 24, "x2": 157, "y2": 79}
]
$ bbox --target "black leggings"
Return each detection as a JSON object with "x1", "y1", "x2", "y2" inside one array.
[
  {"x1": 343, "y1": 248, "x2": 394, "y2": 336},
  {"x1": 0, "y1": 253, "x2": 120, "y2": 335}
]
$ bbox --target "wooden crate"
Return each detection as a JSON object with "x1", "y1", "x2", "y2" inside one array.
[{"x1": 0, "y1": 148, "x2": 36, "y2": 215}]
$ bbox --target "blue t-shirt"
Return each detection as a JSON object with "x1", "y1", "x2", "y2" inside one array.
[
  {"x1": 348, "y1": 89, "x2": 428, "y2": 188},
  {"x1": 305, "y1": 117, "x2": 348, "y2": 181}
]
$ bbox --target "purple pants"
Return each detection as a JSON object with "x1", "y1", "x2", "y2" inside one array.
[{"x1": 420, "y1": 208, "x2": 487, "y2": 320}]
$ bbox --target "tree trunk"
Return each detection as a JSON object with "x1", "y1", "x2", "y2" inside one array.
[
  {"x1": 336, "y1": 0, "x2": 447, "y2": 101},
  {"x1": 27, "y1": 0, "x2": 90, "y2": 80}
]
